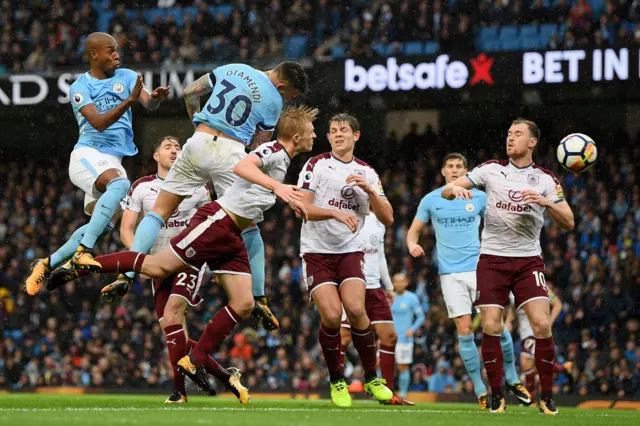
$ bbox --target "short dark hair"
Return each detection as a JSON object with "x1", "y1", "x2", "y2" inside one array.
[
  {"x1": 511, "y1": 118, "x2": 540, "y2": 141},
  {"x1": 442, "y1": 152, "x2": 468, "y2": 168},
  {"x1": 329, "y1": 113, "x2": 360, "y2": 133},
  {"x1": 275, "y1": 61, "x2": 309, "y2": 96},
  {"x1": 153, "y1": 135, "x2": 180, "y2": 153}
]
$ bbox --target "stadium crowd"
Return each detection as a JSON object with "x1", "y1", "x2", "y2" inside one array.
[
  {"x1": 1, "y1": 122, "x2": 639, "y2": 397},
  {"x1": 3, "y1": 0, "x2": 640, "y2": 73}
]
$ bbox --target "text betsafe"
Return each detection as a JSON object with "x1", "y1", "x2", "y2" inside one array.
[{"x1": 345, "y1": 57, "x2": 469, "y2": 92}]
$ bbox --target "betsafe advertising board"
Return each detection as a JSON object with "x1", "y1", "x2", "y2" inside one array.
[{"x1": 338, "y1": 48, "x2": 639, "y2": 93}]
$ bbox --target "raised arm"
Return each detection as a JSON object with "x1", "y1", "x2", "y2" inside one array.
[
  {"x1": 183, "y1": 73, "x2": 214, "y2": 124},
  {"x1": 78, "y1": 74, "x2": 143, "y2": 132},
  {"x1": 138, "y1": 85, "x2": 170, "y2": 110},
  {"x1": 441, "y1": 175, "x2": 474, "y2": 200}
]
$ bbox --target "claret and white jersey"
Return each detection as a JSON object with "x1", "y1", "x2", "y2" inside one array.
[
  {"x1": 298, "y1": 153, "x2": 386, "y2": 254},
  {"x1": 465, "y1": 159, "x2": 564, "y2": 257},
  {"x1": 217, "y1": 140, "x2": 291, "y2": 223},
  {"x1": 124, "y1": 175, "x2": 209, "y2": 254},
  {"x1": 360, "y1": 212, "x2": 392, "y2": 290}
]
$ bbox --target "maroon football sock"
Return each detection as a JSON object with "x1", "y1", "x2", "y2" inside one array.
[
  {"x1": 164, "y1": 324, "x2": 188, "y2": 395},
  {"x1": 482, "y1": 333, "x2": 504, "y2": 398},
  {"x1": 524, "y1": 368, "x2": 537, "y2": 401},
  {"x1": 379, "y1": 344, "x2": 396, "y2": 388},
  {"x1": 192, "y1": 305, "x2": 240, "y2": 367},
  {"x1": 351, "y1": 325, "x2": 378, "y2": 380},
  {"x1": 535, "y1": 337, "x2": 556, "y2": 399},
  {"x1": 94, "y1": 251, "x2": 146, "y2": 274},
  {"x1": 187, "y1": 339, "x2": 231, "y2": 384},
  {"x1": 319, "y1": 323, "x2": 343, "y2": 382}
]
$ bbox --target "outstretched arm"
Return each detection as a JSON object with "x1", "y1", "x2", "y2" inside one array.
[
  {"x1": 183, "y1": 73, "x2": 214, "y2": 124},
  {"x1": 441, "y1": 176, "x2": 474, "y2": 200},
  {"x1": 138, "y1": 86, "x2": 171, "y2": 110}
]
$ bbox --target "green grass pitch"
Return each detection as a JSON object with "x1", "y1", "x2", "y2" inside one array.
[{"x1": 0, "y1": 394, "x2": 638, "y2": 426}]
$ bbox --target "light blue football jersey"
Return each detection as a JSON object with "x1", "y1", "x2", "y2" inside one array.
[
  {"x1": 193, "y1": 64, "x2": 283, "y2": 145},
  {"x1": 415, "y1": 187, "x2": 486, "y2": 274},
  {"x1": 391, "y1": 291, "x2": 425, "y2": 344},
  {"x1": 69, "y1": 68, "x2": 139, "y2": 157}
]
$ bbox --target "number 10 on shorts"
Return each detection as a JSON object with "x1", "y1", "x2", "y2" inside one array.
[{"x1": 532, "y1": 271, "x2": 548, "y2": 292}]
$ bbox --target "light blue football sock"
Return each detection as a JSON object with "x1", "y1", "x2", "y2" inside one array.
[
  {"x1": 80, "y1": 177, "x2": 130, "y2": 249},
  {"x1": 50, "y1": 222, "x2": 115, "y2": 268},
  {"x1": 123, "y1": 211, "x2": 166, "y2": 280},
  {"x1": 242, "y1": 226, "x2": 265, "y2": 298},
  {"x1": 459, "y1": 333, "x2": 488, "y2": 397},
  {"x1": 501, "y1": 329, "x2": 520, "y2": 385},
  {"x1": 399, "y1": 369, "x2": 411, "y2": 398}
]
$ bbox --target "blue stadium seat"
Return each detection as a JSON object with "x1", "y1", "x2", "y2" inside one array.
[
  {"x1": 500, "y1": 26, "x2": 519, "y2": 40},
  {"x1": 479, "y1": 27, "x2": 499, "y2": 40},
  {"x1": 404, "y1": 41, "x2": 423, "y2": 56},
  {"x1": 520, "y1": 24, "x2": 538, "y2": 38},
  {"x1": 424, "y1": 41, "x2": 440, "y2": 55},
  {"x1": 521, "y1": 36, "x2": 546, "y2": 50},
  {"x1": 97, "y1": 11, "x2": 113, "y2": 32},
  {"x1": 539, "y1": 23, "x2": 558, "y2": 40},
  {"x1": 331, "y1": 45, "x2": 346, "y2": 58},
  {"x1": 501, "y1": 37, "x2": 523, "y2": 51},
  {"x1": 371, "y1": 43, "x2": 387, "y2": 56},
  {"x1": 477, "y1": 37, "x2": 501, "y2": 52},
  {"x1": 283, "y1": 35, "x2": 308, "y2": 60}
]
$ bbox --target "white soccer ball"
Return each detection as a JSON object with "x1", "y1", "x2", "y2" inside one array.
[{"x1": 556, "y1": 133, "x2": 597, "y2": 173}]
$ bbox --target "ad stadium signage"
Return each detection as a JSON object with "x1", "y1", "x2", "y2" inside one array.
[
  {"x1": 0, "y1": 70, "x2": 195, "y2": 106},
  {"x1": 340, "y1": 48, "x2": 640, "y2": 93}
]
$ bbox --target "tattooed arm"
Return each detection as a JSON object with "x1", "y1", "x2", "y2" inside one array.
[{"x1": 183, "y1": 73, "x2": 214, "y2": 125}]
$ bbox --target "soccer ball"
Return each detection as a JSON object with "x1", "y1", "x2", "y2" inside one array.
[{"x1": 556, "y1": 133, "x2": 597, "y2": 173}]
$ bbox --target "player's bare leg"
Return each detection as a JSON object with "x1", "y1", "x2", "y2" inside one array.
[
  {"x1": 480, "y1": 306, "x2": 507, "y2": 413},
  {"x1": 312, "y1": 284, "x2": 352, "y2": 407},
  {"x1": 104, "y1": 190, "x2": 186, "y2": 301},
  {"x1": 342, "y1": 280, "x2": 393, "y2": 403},
  {"x1": 178, "y1": 273, "x2": 252, "y2": 404},
  {"x1": 524, "y1": 299, "x2": 558, "y2": 415}
]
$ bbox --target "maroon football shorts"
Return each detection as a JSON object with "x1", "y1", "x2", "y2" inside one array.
[
  {"x1": 342, "y1": 287, "x2": 393, "y2": 328},
  {"x1": 301, "y1": 251, "x2": 365, "y2": 298},
  {"x1": 153, "y1": 269, "x2": 204, "y2": 319},
  {"x1": 170, "y1": 201, "x2": 250, "y2": 276},
  {"x1": 475, "y1": 254, "x2": 549, "y2": 310}
]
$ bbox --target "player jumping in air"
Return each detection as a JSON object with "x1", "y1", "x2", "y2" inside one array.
[
  {"x1": 24, "y1": 32, "x2": 170, "y2": 295},
  {"x1": 298, "y1": 113, "x2": 394, "y2": 407},
  {"x1": 389, "y1": 272, "x2": 425, "y2": 401},
  {"x1": 339, "y1": 212, "x2": 414, "y2": 405},
  {"x1": 116, "y1": 136, "x2": 246, "y2": 403},
  {"x1": 101, "y1": 61, "x2": 309, "y2": 333},
  {"x1": 407, "y1": 153, "x2": 531, "y2": 409},
  {"x1": 442, "y1": 119, "x2": 575, "y2": 415},
  {"x1": 49, "y1": 105, "x2": 318, "y2": 401}
]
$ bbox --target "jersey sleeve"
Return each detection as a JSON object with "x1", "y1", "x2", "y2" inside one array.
[
  {"x1": 70, "y1": 80, "x2": 94, "y2": 112},
  {"x1": 253, "y1": 144, "x2": 279, "y2": 168},
  {"x1": 466, "y1": 162, "x2": 494, "y2": 188},
  {"x1": 298, "y1": 159, "x2": 319, "y2": 192},
  {"x1": 542, "y1": 174, "x2": 565, "y2": 204},
  {"x1": 415, "y1": 195, "x2": 431, "y2": 223},
  {"x1": 257, "y1": 100, "x2": 282, "y2": 132},
  {"x1": 125, "y1": 185, "x2": 143, "y2": 213},
  {"x1": 368, "y1": 169, "x2": 386, "y2": 198}
]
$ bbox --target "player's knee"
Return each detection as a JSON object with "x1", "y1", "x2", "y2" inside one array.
[
  {"x1": 322, "y1": 309, "x2": 343, "y2": 328},
  {"x1": 481, "y1": 318, "x2": 503, "y2": 335},
  {"x1": 381, "y1": 330, "x2": 397, "y2": 346},
  {"x1": 344, "y1": 305, "x2": 366, "y2": 323},
  {"x1": 455, "y1": 319, "x2": 473, "y2": 336},
  {"x1": 231, "y1": 295, "x2": 255, "y2": 320},
  {"x1": 107, "y1": 177, "x2": 131, "y2": 198},
  {"x1": 163, "y1": 298, "x2": 186, "y2": 326},
  {"x1": 531, "y1": 318, "x2": 551, "y2": 337}
]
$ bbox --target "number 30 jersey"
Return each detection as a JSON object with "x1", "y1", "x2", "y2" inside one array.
[{"x1": 192, "y1": 64, "x2": 283, "y2": 145}]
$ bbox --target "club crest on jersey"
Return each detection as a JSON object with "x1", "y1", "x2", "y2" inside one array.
[
  {"x1": 112, "y1": 82, "x2": 125, "y2": 94},
  {"x1": 527, "y1": 174, "x2": 539, "y2": 186},
  {"x1": 341, "y1": 186, "x2": 355, "y2": 199},
  {"x1": 73, "y1": 93, "x2": 83, "y2": 105},
  {"x1": 354, "y1": 169, "x2": 365, "y2": 176},
  {"x1": 465, "y1": 202, "x2": 474, "y2": 212},
  {"x1": 369, "y1": 234, "x2": 378, "y2": 245},
  {"x1": 185, "y1": 247, "x2": 196, "y2": 258},
  {"x1": 98, "y1": 159, "x2": 109, "y2": 166},
  {"x1": 302, "y1": 171, "x2": 314, "y2": 183}
]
